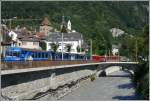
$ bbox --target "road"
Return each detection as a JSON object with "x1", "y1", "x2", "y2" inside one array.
[{"x1": 60, "y1": 70, "x2": 140, "y2": 100}]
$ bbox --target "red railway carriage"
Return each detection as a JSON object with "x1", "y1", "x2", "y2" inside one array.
[
  {"x1": 92, "y1": 55, "x2": 106, "y2": 62},
  {"x1": 92, "y1": 55, "x2": 121, "y2": 62}
]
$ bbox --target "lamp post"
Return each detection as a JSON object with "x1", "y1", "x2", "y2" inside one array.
[
  {"x1": 61, "y1": 15, "x2": 66, "y2": 61},
  {"x1": 90, "y1": 39, "x2": 92, "y2": 60},
  {"x1": 61, "y1": 32, "x2": 64, "y2": 60},
  {"x1": 135, "y1": 38, "x2": 138, "y2": 62}
]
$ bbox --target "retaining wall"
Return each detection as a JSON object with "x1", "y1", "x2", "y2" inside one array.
[{"x1": 1, "y1": 65, "x2": 98, "y2": 100}]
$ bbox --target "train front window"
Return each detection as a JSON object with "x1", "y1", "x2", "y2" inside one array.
[{"x1": 6, "y1": 52, "x2": 20, "y2": 57}]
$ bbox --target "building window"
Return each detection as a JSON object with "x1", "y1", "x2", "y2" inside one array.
[
  {"x1": 18, "y1": 43, "x2": 21, "y2": 46},
  {"x1": 33, "y1": 42, "x2": 38, "y2": 45},
  {"x1": 22, "y1": 41, "x2": 27, "y2": 45},
  {"x1": 71, "y1": 49, "x2": 75, "y2": 52}
]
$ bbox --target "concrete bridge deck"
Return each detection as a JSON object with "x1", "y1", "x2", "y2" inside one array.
[{"x1": 2, "y1": 62, "x2": 138, "y2": 75}]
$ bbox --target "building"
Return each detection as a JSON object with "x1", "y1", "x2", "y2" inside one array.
[
  {"x1": 1, "y1": 24, "x2": 12, "y2": 57},
  {"x1": 110, "y1": 28, "x2": 125, "y2": 37},
  {"x1": 45, "y1": 16, "x2": 86, "y2": 53},
  {"x1": 1, "y1": 16, "x2": 87, "y2": 54},
  {"x1": 17, "y1": 35, "x2": 41, "y2": 49},
  {"x1": 112, "y1": 44, "x2": 119, "y2": 56},
  {"x1": 45, "y1": 32, "x2": 83, "y2": 53},
  {"x1": 39, "y1": 17, "x2": 53, "y2": 36},
  {"x1": 4, "y1": 30, "x2": 41, "y2": 50}
]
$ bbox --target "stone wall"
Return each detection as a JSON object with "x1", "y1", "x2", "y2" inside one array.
[{"x1": 1, "y1": 65, "x2": 97, "y2": 100}]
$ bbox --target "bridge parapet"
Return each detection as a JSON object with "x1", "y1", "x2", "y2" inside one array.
[{"x1": 1, "y1": 61, "x2": 138, "y2": 75}]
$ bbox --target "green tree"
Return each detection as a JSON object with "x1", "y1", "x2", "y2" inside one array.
[
  {"x1": 65, "y1": 44, "x2": 72, "y2": 52},
  {"x1": 132, "y1": 25, "x2": 149, "y2": 100},
  {"x1": 76, "y1": 45, "x2": 80, "y2": 52},
  {"x1": 50, "y1": 43, "x2": 59, "y2": 52},
  {"x1": 39, "y1": 41, "x2": 46, "y2": 50}
]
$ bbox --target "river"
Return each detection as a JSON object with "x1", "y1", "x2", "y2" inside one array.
[{"x1": 60, "y1": 70, "x2": 140, "y2": 100}]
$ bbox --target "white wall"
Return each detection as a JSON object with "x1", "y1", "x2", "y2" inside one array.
[
  {"x1": 17, "y1": 40, "x2": 40, "y2": 49},
  {"x1": 46, "y1": 40, "x2": 82, "y2": 53}
]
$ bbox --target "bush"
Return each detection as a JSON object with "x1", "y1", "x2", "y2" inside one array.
[
  {"x1": 133, "y1": 61, "x2": 149, "y2": 100},
  {"x1": 133, "y1": 61, "x2": 148, "y2": 83},
  {"x1": 90, "y1": 75, "x2": 96, "y2": 82},
  {"x1": 137, "y1": 73, "x2": 149, "y2": 100}
]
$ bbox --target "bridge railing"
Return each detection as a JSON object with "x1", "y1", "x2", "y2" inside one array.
[
  {"x1": 105, "y1": 56, "x2": 121, "y2": 62},
  {"x1": 1, "y1": 60, "x2": 98, "y2": 70}
]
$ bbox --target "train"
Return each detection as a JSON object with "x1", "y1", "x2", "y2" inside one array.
[
  {"x1": 3, "y1": 47, "x2": 91, "y2": 61},
  {"x1": 3, "y1": 47, "x2": 121, "y2": 62},
  {"x1": 92, "y1": 55, "x2": 106, "y2": 62}
]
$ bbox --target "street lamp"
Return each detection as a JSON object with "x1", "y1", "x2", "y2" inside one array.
[
  {"x1": 135, "y1": 38, "x2": 138, "y2": 62},
  {"x1": 61, "y1": 15, "x2": 66, "y2": 60},
  {"x1": 61, "y1": 32, "x2": 64, "y2": 60},
  {"x1": 90, "y1": 39, "x2": 92, "y2": 60}
]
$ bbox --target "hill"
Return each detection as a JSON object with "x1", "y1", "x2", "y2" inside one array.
[{"x1": 1, "y1": 1, "x2": 149, "y2": 55}]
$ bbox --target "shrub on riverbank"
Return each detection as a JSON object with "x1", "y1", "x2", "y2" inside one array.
[
  {"x1": 133, "y1": 61, "x2": 149, "y2": 100},
  {"x1": 90, "y1": 75, "x2": 96, "y2": 82}
]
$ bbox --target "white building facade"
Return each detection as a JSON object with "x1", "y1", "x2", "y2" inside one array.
[
  {"x1": 45, "y1": 32, "x2": 83, "y2": 53},
  {"x1": 112, "y1": 44, "x2": 119, "y2": 56},
  {"x1": 17, "y1": 39, "x2": 40, "y2": 49},
  {"x1": 110, "y1": 28, "x2": 125, "y2": 37}
]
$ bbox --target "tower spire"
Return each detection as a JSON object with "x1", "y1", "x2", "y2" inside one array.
[
  {"x1": 61, "y1": 15, "x2": 67, "y2": 33},
  {"x1": 62, "y1": 15, "x2": 65, "y2": 25}
]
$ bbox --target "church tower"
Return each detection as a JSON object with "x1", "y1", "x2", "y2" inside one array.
[
  {"x1": 40, "y1": 17, "x2": 53, "y2": 36},
  {"x1": 60, "y1": 15, "x2": 67, "y2": 33}
]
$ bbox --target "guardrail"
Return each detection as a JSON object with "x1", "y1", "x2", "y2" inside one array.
[{"x1": 1, "y1": 60, "x2": 98, "y2": 70}]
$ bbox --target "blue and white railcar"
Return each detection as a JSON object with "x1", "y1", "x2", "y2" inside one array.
[
  {"x1": 4, "y1": 47, "x2": 91, "y2": 61},
  {"x1": 4, "y1": 47, "x2": 54, "y2": 61}
]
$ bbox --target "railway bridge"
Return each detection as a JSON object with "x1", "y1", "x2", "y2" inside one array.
[{"x1": 1, "y1": 61, "x2": 138, "y2": 100}]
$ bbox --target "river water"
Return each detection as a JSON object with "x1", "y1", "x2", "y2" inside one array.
[{"x1": 60, "y1": 70, "x2": 140, "y2": 100}]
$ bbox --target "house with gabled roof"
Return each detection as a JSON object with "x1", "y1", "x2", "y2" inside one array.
[
  {"x1": 45, "y1": 31, "x2": 84, "y2": 53},
  {"x1": 45, "y1": 16, "x2": 87, "y2": 53}
]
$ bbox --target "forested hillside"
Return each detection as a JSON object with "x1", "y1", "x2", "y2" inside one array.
[{"x1": 1, "y1": 1, "x2": 149, "y2": 55}]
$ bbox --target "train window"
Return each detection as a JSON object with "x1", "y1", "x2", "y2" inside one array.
[
  {"x1": 6, "y1": 52, "x2": 20, "y2": 57},
  {"x1": 43, "y1": 53, "x2": 45, "y2": 58},
  {"x1": 45, "y1": 53, "x2": 48, "y2": 58},
  {"x1": 40, "y1": 53, "x2": 42, "y2": 58},
  {"x1": 36, "y1": 53, "x2": 38, "y2": 58},
  {"x1": 22, "y1": 51, "x2": 26, "y2": 55},
  {"x1": 36, "y1": 52, "x2": 39, "y2": 58},
  {"x1": 22, "y1": 41, "x2": 27, "y2": 45},
  {"x1": 18, "y1": 43, "x2": 21, "y2": 46},
  {"x1": 38, "y1": 53, "x2": 41, "y2": 58},
  {"x1": 41, "y1": 53, "x2": 44, "y2": 58},
  {"x1": 34, "y1": 53, "x2": 36, "y2": 58},
  {"x1": 32, "y1": 53, "x2": 35, "y2": 58}
]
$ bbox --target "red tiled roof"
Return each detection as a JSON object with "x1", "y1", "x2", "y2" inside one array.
[
  {"x1": 20, "y1": 36, "x2": 40, "y2": 42},
  {"x1": 35, "y1": 32, "x2": 45, "y2": 37}
]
